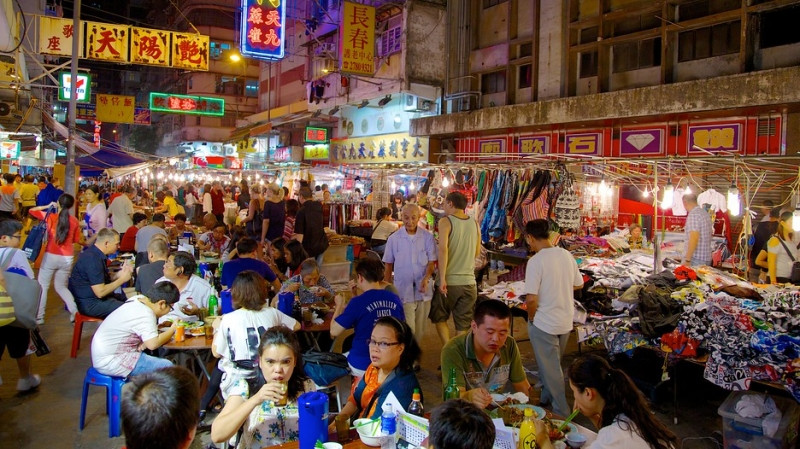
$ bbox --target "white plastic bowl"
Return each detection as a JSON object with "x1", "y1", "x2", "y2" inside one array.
[
  {"x1": 354, "y1": 418, "x2": 382, "y2": 447},
  {"x1": 565, "y1": 432, "x2": 587, "y2": 448}
]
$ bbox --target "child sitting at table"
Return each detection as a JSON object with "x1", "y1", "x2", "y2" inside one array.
[{"x1": 90, "y1": 281, "x2": 180, "y2": 377}]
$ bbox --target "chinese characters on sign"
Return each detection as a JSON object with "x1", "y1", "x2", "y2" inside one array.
[
  {"x1": 131, "y1": 27, "x2": 170, "y2": 66},
  {"x1": 96, "y1": 94, "x2": 135, "y2": 124},
  {"x1": 305, "y1": 127, "x2": 329, "y2": 143},
  {"x1": 479, "y1": 139, "x2": 504, "y2": 154},
  {"x1": 620, "y1": 129, "x2": 664, "y2": 156},
  {"x1": 58, "y1": 72, "x2": 91, "y2": 103},
  {"x1": 86, "y1": 22, "x2": 128, "y2": 62},
  {"x1": 518, "y1": 135, "x2": 550, "y2": 154},
  {"x1": 240, "y1": 0, "x2": 285, "y2": 60},
  {"x1": 330, "y1": 133, "x2": 428, "y2": 164},
  {"x1": 74, "y1": 104, "x2": 151, "y2": 125},
  {"x1": 39, "y1": 17, "x2": 79, "y2": 57},
  {"x1": 150, "y1": 92, "x2": 224, "y2": 116},
  {"x1": 304, "y1": 144, "x2": 329, "y2": 160},
  {"x1": 688, "y1": 123, "x2": 742, "y2": 153},
  {"x1": 565, "y1": 132, "x2": 602, "y2": 156},
  {"x1": 38, "y1": 17, "x2": 209, "y2": 71},
  {"x1": 172, "y1": 33, "x2": 210, "y2": 71},
  {"x1": 339, "y1": 1, "x2": 375, "y2": 76}
]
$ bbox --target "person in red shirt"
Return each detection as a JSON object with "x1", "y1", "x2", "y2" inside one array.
[
  {"x1": 210, "y1": 182, "x2": 225, "y2": 225},
  {"x1": 120, "y1": 212, "x2": 147, "y2": 253},
  {"x1": 29, "y1": 193, "x2": 84, "y2": 323}
]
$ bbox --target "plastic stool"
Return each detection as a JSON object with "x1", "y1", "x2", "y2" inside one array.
[
  {"x1": 71, "y1": 312, "x2": 103, "y2": 358},
  {"x1": 79, "y1": 367, "x2": 127, "y2": 438}
]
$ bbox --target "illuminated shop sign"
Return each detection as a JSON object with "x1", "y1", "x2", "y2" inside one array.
[
  {"x1": 240, "y1": 0, "x2": 286, "y2": 60},
  {"x1": 58, "y1": 72, "x2": 91, "y2": 102},
  {"x1": 305, "y1": 127, "x2": 329, "y2": 143},
  {"x1": 149, "y1": 92, "x2": 224, "y2": 116}
]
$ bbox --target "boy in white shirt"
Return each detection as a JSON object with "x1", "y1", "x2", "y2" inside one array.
[{"x1": 91, "y1": 281, "x2": 180, "y2": 377}]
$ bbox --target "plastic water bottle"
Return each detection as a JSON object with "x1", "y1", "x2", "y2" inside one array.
[{"x1": 380, "y1": 403, "x2": 397, "y2": 449}]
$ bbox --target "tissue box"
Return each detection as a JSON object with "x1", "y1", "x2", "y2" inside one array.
[{"x1": 717, "y1": 391, "x2": 799, "y2": 449}]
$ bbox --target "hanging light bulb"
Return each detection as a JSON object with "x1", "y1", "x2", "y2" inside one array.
[
  {"x1": 684, "y1": 185, "x2": 692, "y2": 195},
  {"x1": 409, "y1": 181, "x2": 416, "y2": 191},
  {"x1": 442, "y1": 176, "x2": 450, "y2": 188},
  {"x1": 793, "y1": 207, "x2": 800, "y2": 232},
  {"x1": 599, "y1": 177, "x2": 607, "y2": 193},
  {"x1": 642, "y1": 187, "x2": 650, "y2": 198},
  {"x1": 727, "y1": 183, "x2": 741, "y2": 216},
  {"x1": 661, "y1": 181, "x2": 674, "y2": 209}
]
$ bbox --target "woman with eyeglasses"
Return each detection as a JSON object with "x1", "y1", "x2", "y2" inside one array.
[{"x1": 331, "y1": 316, "x2": 422, "y2": 428}]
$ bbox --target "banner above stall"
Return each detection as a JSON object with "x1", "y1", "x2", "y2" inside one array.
[
  {"x1": 330, "y1": 133, "x2": 429, "y2": 164},
  {"x1": 455, "y1": 116, "x2": 782, "y2": 161}
]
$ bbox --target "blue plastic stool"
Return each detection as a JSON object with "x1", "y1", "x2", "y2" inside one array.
[{"x1": 79, "y1": 367, "x2": 127, "y2": 438}]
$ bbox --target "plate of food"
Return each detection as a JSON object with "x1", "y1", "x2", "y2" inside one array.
[
  {"x1": 202, "y1": 251, "x2": 218, "y2": 258},
  {"x1": 490, "y1": 404, "x2": 546, "y2": 427},
  {"x1": 490, "y1": 392, "x2": 529, "y2": 406},
  {"x1": 544, "y1": 419, "x2": 578, "y2": 441},
  {"x1": 188, "y1": 328, "x2": 206, "y2": 337},
  {"x1": 179, "y1": 320, "x2": 204, "y2": 330}
]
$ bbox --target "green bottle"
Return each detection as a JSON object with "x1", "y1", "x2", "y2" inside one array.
[
  {"x1": 207, "y1": 294, "x2": 218, "y2": 317},
  {"x1": 444, "y1": 367, "x2": 460, "y2": 401}
]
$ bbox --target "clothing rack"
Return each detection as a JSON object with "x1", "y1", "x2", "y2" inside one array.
[{"x1": 327, "y1": 202, "x2": 373, "y2": 234}]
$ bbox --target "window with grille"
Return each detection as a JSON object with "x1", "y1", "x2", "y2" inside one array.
[
  {"x1": 379, "y1": 26, "x2": 402, "y2": 57},
  {"x1": 245, "y1": 80, "x2": 258, "y2": 98}
]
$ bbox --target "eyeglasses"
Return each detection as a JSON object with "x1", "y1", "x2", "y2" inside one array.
[{"x1": 367, "y1": 339, "x2": 401, "y2": 349}]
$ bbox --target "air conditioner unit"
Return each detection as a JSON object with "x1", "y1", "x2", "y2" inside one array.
[
  {"x1": 403, "y1": 94, "x2": 434, "y2": 112},
  {"x1": 314, "y1": 42, "x2": 337, "y2": 57},
  {"x1": 0, "y1": 101, "x2": 17, "y2": 118}
]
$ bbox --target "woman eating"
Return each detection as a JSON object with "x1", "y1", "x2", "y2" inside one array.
[
  {"x1": 534, "y1": 354, "x2": 678, "y2": 449},
  {"x1": 284, "y1": 240, "x2": 309, "y2": 278},
  {"x1": 333, "y1": 316, "x2": 421, "y2": 425},
  {"x1": 277, "y1": 258, "x2": 334, "y2": 305},
  {"x1": 267, "y1": 237, "x2": 289, "y2": 282},
  {"x1": 211, "y1": 326, "x2": 313, "y2": 448}
]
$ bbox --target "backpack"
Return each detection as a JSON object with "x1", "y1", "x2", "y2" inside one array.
[{"x1": 303, "y1": 350, "x2": 350, "y2": 386}]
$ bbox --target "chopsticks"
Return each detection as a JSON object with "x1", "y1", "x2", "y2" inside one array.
[
  {"x1": 351, "y1": 418, "x2": 379, "y2": 430},
  {"x1": 558, "y1": 409, "x2": 580, "y2": 432}
]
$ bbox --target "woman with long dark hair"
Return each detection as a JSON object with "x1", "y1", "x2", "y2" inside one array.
[
  {"x1": 211, "y1": 325, "x2": 313, "y2": 448},
  {"x1": 284, "y1": 239, "x2": 308, "y2": 277},
  {"x1": 534, "y1": 354, "x2": 678, "y2": 449},
  {"x1": 267, "y1": 237, "x2": 289, "y2": 282},
  {"x1": 29, "y1": 193, "x2": 84, "y2": 323},
  {"x1": 282, "y1": 199, "x2": 299, "y2": 240}
]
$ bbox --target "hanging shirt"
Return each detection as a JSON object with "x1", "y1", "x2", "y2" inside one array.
[
  {"x1": 671, "y1": 188, "x2": 688, "y2": 216},
  {"x1": 697, "y1": 189, "x2": 727, "y2": 213}
]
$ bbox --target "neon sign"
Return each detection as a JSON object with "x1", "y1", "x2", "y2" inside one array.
[
  {"x1": 149, "y1": 92, "x2": 225, "y2": 116},
  {"x1": 240, "y1": 0, "x2": 285, "y2": 61},
  {"x1": 305, "y1": 127, "x2": 329, "y2": 143}
]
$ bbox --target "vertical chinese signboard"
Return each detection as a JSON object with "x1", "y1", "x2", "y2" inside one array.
[
  {"x1": 240, "y1": 0, "x2": 285, "y2": 60},
  {"x1": 172, "y1": 33, "x2": 210, "y2": 71},
  {"x1": 340, "y1": 1, "x2": 375, "y2": 76},
  {"x1": 39, "y1": 17, "x2": 80, "y2": 57},
  {"x1": 86, "y1": 22, "x2": 129, "y2": 62},
  {"x1": 131, "y1": 27, "x2": 170, "y2": 67},
  {"x1": 96, "y1": 94, "x2": 135, "y2": 124}
]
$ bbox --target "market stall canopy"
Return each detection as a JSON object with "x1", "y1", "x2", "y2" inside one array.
[{"x1": 76, "y1": 143, "x2": 149, "y2": 177}]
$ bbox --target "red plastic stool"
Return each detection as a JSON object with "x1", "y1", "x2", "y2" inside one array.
[{"x1": 71, "y1": 312, "x2": 103, "y2": 358}]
